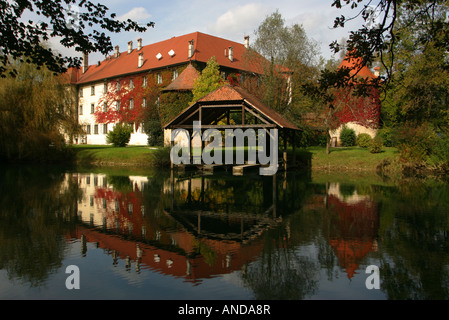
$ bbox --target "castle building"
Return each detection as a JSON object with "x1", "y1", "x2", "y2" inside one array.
[{"x1": 66, "y1": 32, "x2": 263, "y2": 145}]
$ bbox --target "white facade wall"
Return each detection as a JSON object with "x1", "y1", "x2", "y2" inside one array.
[
  {"x1": 329, "y1": 122, "x2": 378, "y2": 147},
  {"x1": 77, "y1": 82, "x2": 148, "y2": 145}
]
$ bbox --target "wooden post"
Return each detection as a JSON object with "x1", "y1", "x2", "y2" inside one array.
[
  {"x1": 170, "y1": 138, "x2": 174, "y2": 169},
  {"x1": 292, "y1": 130, "x2": 296, "y2": 167},
  {"x1": 283, "y1": 130, "x2": 287, "y2": 171}
]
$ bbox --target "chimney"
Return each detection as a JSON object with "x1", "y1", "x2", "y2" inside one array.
[
  {"x1": 138, "y1": 52, "x2": 144, "y2": 68},
  {"x1": 228, "y1": 47, "x2": 233, "y2": 62},
  {"x1": 115, "y1": 45, "x2": 120, "y2": 58},
  {"x1": 188, "y1": 40, "x2": 194, "y2": 59},
  {"x1": 128, "y1": 41, "x2": 133, "y2": 54},
  {"x1": 137, "y1": 38, "x2": 142, "y2": 51},
  {"x1": 82, "y1": 52, "x2": 88, "y2": 73},
  {"x1": 244, "y1": 36, "x2": 249, "y2": 48}
]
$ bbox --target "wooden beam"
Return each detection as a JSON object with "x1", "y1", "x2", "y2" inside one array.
[{"x1": 171, "y1": 124, "x2": 277, "y2": 129}]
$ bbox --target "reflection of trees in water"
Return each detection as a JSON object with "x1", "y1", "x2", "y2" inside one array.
[
  {"x1": 375, "y1": 181, "x2": 449, "y2": 300},
  {"x1": 240, "y1": 223, "x2": 320, "y2": 300},
  {"x1": 241, "y1": 244, "x2": 319, "y2": 299},
  {"x1": 0, "y1": 166, "x2": 81, "y2": 287}
]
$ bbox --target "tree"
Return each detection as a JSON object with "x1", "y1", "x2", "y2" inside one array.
[
  {"x1": 0, "y1": 60, "x2": 80, "y2": 162},
  {"x1": 327, "y1": 0, "x2": 449, "y2": 90},
  {"x1": 0, "y1": 0, "x2": 154, "y2": 77},
  {"x1": 190, "y1": 57, "x2": 224, "y2": 104},
  {"x1": 327, "y1": 1, "x2": 449, "y2": 168},
  {"x1": 249, "y1": 10, "x2": 323, "y2": 129}
]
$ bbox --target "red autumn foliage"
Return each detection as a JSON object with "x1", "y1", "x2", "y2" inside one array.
[
  {"x1": 95, "y1": 75, "x2": 160, "y2": 130},
  {"x1": 330, "y1": 86, "x2": 381, "y2": 130}
]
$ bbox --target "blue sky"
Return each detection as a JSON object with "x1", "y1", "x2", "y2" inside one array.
[{"x1": 43, "y1": 0, "x2": 366, "y2": 63}]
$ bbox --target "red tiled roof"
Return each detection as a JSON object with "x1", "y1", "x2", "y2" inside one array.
[
  {"x1": 339, "y1": 54, "x2": 377, "y2": 79},
  {"x1": 165, "y1": 84, "x2": 300, "y2": 131},
  {"x1": 163, "y1": 63, "x2": 200, "y2": 91},
  {"x1": 72, "y1": 32, "x2": 264, "y2": 85}
]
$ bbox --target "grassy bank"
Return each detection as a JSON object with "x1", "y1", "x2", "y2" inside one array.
[
  {"x1": 306, "y1": 146, "x2": 400, "y2": 173},
  {"x1": 69, "y1": 144, "x2": 401, "y2": 174},
  {"x1": 70, "y1": 145, "x2": 170, "y2": 167}
]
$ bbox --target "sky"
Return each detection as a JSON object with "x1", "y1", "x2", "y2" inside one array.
[{"x1": 42, "y1": 0, "x2": 366, "y2": 64}]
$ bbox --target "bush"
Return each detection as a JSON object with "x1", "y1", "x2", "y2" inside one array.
[
  {"x1": 432, "y1": 135, "x2": 449, "y2": 164},
  {"x1": 145, "y1": 120, "x2": 164, "y2": 146},
  {"x1": 370, "y1": 135, "x2": 383, "y2": 153},
  {"x1": 378, "y1": 127, "x2": 395, "y2": 147},
  {"x1": 149, "y1": 147, "x2": 171, "y2": 167},
  {"x1": 356, "y1": 133, "x2": 373, "y2": 148},
  {"x1": 106, "y1": 123, "x2": 133, "y2": 147},
  {"x1": 340, "y1": 126, "x2": 356, "y2": 147},
  {"x1": 396, "y1": 124, "x2": 437, "y2": 163}
]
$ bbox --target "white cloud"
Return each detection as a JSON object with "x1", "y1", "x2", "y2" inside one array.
[
  {"x1": 209, "y1": 3, "x2": 271, "y2": 40},
  {"x1": 118, "y1": 7, "x2": 152, "y2": 21}
]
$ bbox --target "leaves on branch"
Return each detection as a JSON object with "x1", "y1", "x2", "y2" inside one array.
[{"x1": 0, "y1": 0, "x2": 155, "y2": 77}]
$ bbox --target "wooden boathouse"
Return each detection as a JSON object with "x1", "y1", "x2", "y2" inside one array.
[{"x1": 164, "y1": 84, "x2": 301, "y2": 174}]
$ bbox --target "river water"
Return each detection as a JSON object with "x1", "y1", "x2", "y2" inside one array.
[{"x1": 1, "y1": 164, "x2": 448, "y2": 300}]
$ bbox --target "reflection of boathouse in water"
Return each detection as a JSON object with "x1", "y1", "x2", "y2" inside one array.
[{"x1": 65, "y1": 172, "x2": 282, "y2": 284}]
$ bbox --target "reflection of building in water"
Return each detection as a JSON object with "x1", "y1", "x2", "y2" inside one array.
[
  {"x1": 305, "y1": 182, "x2": 379, "y2": 279},
  {"x1": 67, "y1": 173, "x2": 278, "y2": 284}
]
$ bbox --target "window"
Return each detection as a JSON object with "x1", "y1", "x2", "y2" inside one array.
[
  {"x1": 103, "y1": 102, "x2": 107, "y2": 112},
  {"x1": 104, "y1": 82, "x2": 108, "y2": 94},
  {"x1": 116, "y1": 81, "x2": 121, "y2": 91},
  {"x1": 79, "y1": 105, "x2": 83, "y2": 115},
  {"x1": 90, "y1": 103, "x2": 95, "y2": 114},
  {"x1": 172, "y1": 69, "x2": 178, "y2": 80},
  {"x1": 142, "y1": 97, "x2": 147, "y2": 108},
  {"x1": 86, "y1": 125, "x2": 91, "y2": 134},
  {"x1": 79, "y1": 88, "x2": 83, "y2": 98},
  {"x1": 116, "y1": 100, "x2": 121, "y2": 110},
  {"x1": 129, "y1": 99, "x2": 134, "y2": 110},
  {"x1": 130, "y1": 78, "x2": 134, "y2": 89},
  {"x1": 142, "y1": 76, "x2": 147, "y2": 87},
  {"x1": 103, "y1": 124, "x2": 108, "y2": 134},
  {"x1": 91, "y1": 85, "x2": 95, "y2": 95},
  {"x1": 157, "y1": 73, "x2": 162, "y2": 84},
  {"x1": 94, "y1": 124, "x2": 98, "y2": 134}
]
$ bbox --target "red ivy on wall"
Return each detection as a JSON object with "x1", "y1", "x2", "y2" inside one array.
[
  {"x1": 95, "y1": 74, "x2": 162, "y2": 129},
  {"x1": 331, "y1": 86, "x2": 381, "y2": 130}
]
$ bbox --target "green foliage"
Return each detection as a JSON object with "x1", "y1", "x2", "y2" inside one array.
[
  {"x1": 378, "y1": 128, "x2": 396, "y2": 147},
  {"x1": 190, "y1": 57, "x2": 223, "y2": 103},
  {"x1": 356, "y1": 133, "x2": 373, "y2": 148},
  {"x1": 432, "y1": 135, "x2": 449, "y2": 165},
  {"x1": 106, "y1": 123, "x2": 133, "y2": 147},
  {"x1": 369, "y1": 135, "x2": 383, "y2": 154},
  {"x1": 159, "y1": 91, "x2": 193, "y2": 126},
  {"x1": 0, "y1": 61, "x2": 79, "y2": 162},
  {"x1": 396, "y1": 124, "x2": 437, "y2": 164},
  {"x1": 149, "y1": 147, "x2": 171, "y2": 167},
  {"x1": 145, "y1": 119, "x2": 164, "y2": 146},
  {"x1": 340, "y1": 126, "x2": 356, "y2": 147},
  {"x1": 0, "y1": 0, "x2": 154, "y2": 76}
]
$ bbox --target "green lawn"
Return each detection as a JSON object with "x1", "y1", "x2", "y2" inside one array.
[
  {"x1": 69, "y1": 144, "x2": 401, "y2": 172},
  {"x1": 306, "y1": 146, "x2": 400, "y2": 171},
  {"x1": 70, "y1": 145, "x2": 166, "y2": 166}
]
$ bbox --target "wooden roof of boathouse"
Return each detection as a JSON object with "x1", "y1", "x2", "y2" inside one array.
[{"x1": 163, "y1": 84, "x2": 301, "y2": 131}]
